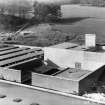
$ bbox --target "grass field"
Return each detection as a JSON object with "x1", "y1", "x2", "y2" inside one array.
[
  {"x1": 53, "y1": 18, "x2": 105, "y2": 44},
  {"x1": 53, "y1": 5, "x2": 105, "y2": 44},
  {"x1": 3, "y1": 5, "x2": 105, "y2": 46},
  {"x1": 61, "y1": 5, "x2": 105, "y2": 19}
]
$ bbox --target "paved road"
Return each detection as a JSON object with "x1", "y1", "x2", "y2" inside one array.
[{"x1": 0, "y1": 80, "x2": 103, "y2": 105}]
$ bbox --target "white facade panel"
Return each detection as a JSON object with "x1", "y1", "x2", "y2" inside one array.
[
  {"x1": 0, "y1": 68, "x2": 21, "y2": 82},
  {"x1": 44, "y1": 47, "x2": 104, "y2": 71},
  {"x1": 85, "y1": 34, "x2": 96, "y2": 48},
  {"x1": 32, "y1": 72, "x2": 79, "y2": 94},
  {"x1": 44, "y1": 47, "x2": 84, "y2": 68}
]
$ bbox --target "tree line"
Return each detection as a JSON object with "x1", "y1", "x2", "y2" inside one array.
[{"x1": 0, "y1": 1, "x2": 61, "y2": 22}]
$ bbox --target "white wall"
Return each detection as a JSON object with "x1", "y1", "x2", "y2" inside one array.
[
  {"x1": 0, "y1": 68, "x2": 21, "y2": 82},
  {"x1": 44, "y1": 47, "x2": 84, "y2": 68},
  {"x1": 32, "y1": 72, "x2": 79, "y2": 94},
  {"x1": 44, "y1": 47, "x2": 105, "y2": 71},
  {"x1": 85, "y1": 34, "x2": 96, "y2": 48}
]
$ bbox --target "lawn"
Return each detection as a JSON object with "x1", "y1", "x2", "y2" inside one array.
[
  {"x1": 61, "y1": 5, "x2": 105, "y2": 19},
  {"x1": 3, "y1": 5, "x2": 105, "y2": 46},
  {"x1": 53, "y1": 18, "x2": 105, "y2": 44}
]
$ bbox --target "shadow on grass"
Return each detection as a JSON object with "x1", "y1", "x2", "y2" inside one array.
[{"x1": 53, "y1": 17, "x2": 90, "y2": 24}]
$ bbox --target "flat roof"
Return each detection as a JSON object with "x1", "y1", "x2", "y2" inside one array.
[
  {"x1": 0, "y1": 51, "x2": 43, "y2": 67},
  {"x1": 56, "y1": 68, "x2": 91, "y2": 80},
  {"x1": 82, "y1": 60, "x2": 105, "y2": 71},
  {"x1": 50, "y1": 42, "x2": 89, "y2": 51},
  {"x1": 50, "y1": 42, "x2": 105, "y2": 52},
  {"x1": 50, "y1": 42, "x2": 78, "y2": 49},
  {"x1": 50, "y1": 43, "x2": 90, "y2": 51}
]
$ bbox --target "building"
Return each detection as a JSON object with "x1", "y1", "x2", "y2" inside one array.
[
  {"x1": 32, "y1": 60, "x2": 105, "y2": 95},
  {"x1": 0, "y1": 44, "x2": 43, "y2": 83},
  {"x1": 32, "y1": 34, "x2": 105, "y2": 94},
  {"x1": 0, "y1": 34, "x2": 105, "y2": 95},
  {"x1": 44, "y1": 34, "x2": 105, "y2": 69}
]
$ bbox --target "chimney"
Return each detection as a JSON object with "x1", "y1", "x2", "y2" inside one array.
[{"x1": 85, "y1": 34, "x2": 96, "y2": 48}]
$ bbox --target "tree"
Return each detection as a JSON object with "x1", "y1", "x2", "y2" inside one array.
[{"x1": 33, "y1": 2, "x2": 61, "y2": 22}]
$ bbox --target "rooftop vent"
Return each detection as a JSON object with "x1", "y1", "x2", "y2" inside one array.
[{"x1": 75, "y1": 62, "x2": 81, "y2": 71}]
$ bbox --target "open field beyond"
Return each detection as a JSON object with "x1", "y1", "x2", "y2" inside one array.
[
  {"x1": 3, "y1": 5, "x2": 105, "y2": 46},
  {"x1": 53, "y1": 5, "x2": 105, "y2": 44},
  {"x1": 61, "y1": 5, "x2": 105, "y2": 19}
]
